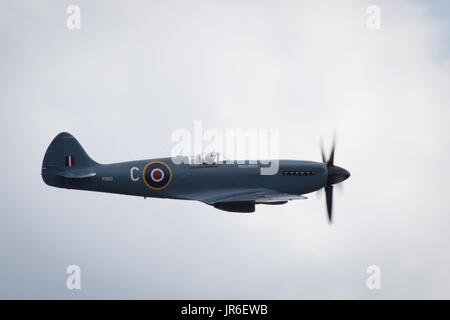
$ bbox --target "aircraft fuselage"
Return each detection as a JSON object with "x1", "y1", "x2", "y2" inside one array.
[{"x1": 44, "y1": 158, "x2": 328, "y2": 202}]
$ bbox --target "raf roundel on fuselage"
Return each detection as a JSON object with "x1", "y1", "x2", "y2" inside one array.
[{"x1": 143, "y1": 161, "x2": 172, "y2": 190}]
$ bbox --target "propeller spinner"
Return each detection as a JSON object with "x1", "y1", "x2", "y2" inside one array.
[{"x1": 321, "y1": 139, "x2": 350, "y2": 223}]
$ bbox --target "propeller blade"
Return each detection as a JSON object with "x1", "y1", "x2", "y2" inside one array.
[
  {"x1": 320, "y1": 136, "x2": 336, "y2": 166},
  {"x1": 328, "y1": 139, "x2": 335, "y2": 166},
  {"x1": 325, "y1": 185, "x2": 333, "y2": 223}
]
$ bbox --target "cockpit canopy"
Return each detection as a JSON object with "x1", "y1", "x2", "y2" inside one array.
[
  {"x1": 172, "y1": 152, "x2": 223, "y2": 166},
  {"x1": 190, "y1": 151, "x2": 220, "y2": 165}
]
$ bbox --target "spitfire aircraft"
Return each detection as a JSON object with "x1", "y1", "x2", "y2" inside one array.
[{"x1": 41, "y1": 132, "x2": 350, "y2": 222}]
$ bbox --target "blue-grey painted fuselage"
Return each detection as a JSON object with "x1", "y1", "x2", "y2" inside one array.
[{"x1": 42, "y1": 132, "x2": 350, "y2": 218}]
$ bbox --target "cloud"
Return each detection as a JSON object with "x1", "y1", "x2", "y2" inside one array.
[{"x1": 0, "y1": 0, "x2": 449, "y2": 298}]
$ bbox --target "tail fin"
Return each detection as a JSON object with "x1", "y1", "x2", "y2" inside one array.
[{"x1": 41, "y1": 132, "x2": 98, "y2": 187}]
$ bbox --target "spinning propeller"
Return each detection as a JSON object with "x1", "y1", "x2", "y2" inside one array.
[{"x1": 321, "y1": 139, "x2": 350, "y2": 223}]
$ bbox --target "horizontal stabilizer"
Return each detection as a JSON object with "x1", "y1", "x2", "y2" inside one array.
[{"x1": 55, "y1": 168, "x2": 96, "y2": 179}]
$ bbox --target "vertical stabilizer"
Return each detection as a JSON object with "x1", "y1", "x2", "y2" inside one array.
[{"x1": 41, "y1": 132, "x2": 98, "y2": 187}]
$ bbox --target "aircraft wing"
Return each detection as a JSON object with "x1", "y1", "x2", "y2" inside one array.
[
  {"x1": 254, "y1": 193, "x2": 307, "y2": 203},
  {"x1": 184, "y1": 189, "x2": 307, "y2": 204}
]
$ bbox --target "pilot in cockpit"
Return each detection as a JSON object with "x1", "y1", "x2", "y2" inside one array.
[{"x1": 203, "y1": 151, "x2": 219, "y2": 165}]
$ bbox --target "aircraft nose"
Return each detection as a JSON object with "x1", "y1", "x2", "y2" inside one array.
[
  {"x1": 327, "y1": 165, "x2": 350, "y2": 185},
  {"x1": 342, "y1": 167, "x2": 350, "y2": 180}
]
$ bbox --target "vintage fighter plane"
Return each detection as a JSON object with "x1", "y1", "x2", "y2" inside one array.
[{"x1": 41, "y1": 132, "x2": 350, "y2": 222}]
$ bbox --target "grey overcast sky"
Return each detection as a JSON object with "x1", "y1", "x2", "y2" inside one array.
[{"x1": 1, "y1": 0, "x2": 449, "y2": 299}]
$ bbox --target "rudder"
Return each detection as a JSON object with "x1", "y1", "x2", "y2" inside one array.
[{"x1": 41, "y1": 132, "x2": 98, "y2": 187}]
